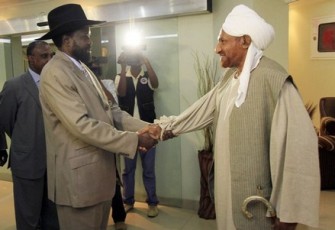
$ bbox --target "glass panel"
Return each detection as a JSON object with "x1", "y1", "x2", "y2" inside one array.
[
  {"x1": 0, "y1": 38, "x2": 12, "y2": 86},
  {"x1": 101, "y1": 17, "x2": 182, "y2": 206}
]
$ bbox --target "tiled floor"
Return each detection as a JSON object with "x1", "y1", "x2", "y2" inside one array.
[
  {"x1": 0, "y1": 179, "x2": 334, "y2": 230},
  {"x1": 0, "y1": 180, "x2": 216, "y2": 230}
]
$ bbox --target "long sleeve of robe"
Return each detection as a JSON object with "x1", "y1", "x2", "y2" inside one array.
[{"x1": 269, "y1": 81, "x2": 320, "y2": 227}]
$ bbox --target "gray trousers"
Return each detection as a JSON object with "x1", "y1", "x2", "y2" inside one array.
[
  {"x1": 12, "y1": 173, "x2": 59, "y2": 230},
  {"x1": 57, "y1": 201, "x2": 111, "y2": 230}
]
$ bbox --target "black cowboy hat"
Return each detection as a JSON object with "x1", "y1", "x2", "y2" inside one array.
[{"x1": 37, "y1": 4, "x2": 105, "y2": 40}]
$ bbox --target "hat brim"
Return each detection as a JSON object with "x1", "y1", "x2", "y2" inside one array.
[{"x1": 37, "y1": 20, "x2": 105, "y2": 40}]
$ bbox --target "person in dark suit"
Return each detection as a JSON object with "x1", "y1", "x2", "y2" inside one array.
[
  {"x1": 0, "y1": 41, "x2": 59, "y2": 230},
  {"x1": 37, "y1": 4, "x2": 156, "y2": 229}
]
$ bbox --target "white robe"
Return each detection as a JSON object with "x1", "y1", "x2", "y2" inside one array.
[{"x1": 156, "y1": 76, "x2": 320, "y2": 229}]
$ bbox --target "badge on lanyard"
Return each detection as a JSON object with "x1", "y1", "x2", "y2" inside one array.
[{"x1": 140, "y1": 77, "x2": 148, "y2": 85}]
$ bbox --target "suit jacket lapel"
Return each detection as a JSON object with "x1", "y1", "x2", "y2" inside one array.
[
  {"x1": 23, "y1": 73, "x2": 41, "y2": 109},
  {"x1": 73, "y1": 65, "x2": 98, "y2": 93},
  {"x1": 64, "y1": 55, "x2": 101, "y2": 99}
]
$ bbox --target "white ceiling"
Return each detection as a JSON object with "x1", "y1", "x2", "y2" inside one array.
[
  {"x1": 0, "y1": 0, "x2": 124, "y2": 21},
  {"x1": 0, "y1": 0, "x2": 50, "y2": 8},
  {"x1": 0, "y1": 0, "x2": 123, "y2": 9},
  {"x1": 0, "y1": 0, "x2": 211, "y2": 37}
]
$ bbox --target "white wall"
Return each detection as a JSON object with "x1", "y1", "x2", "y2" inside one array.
[{"x1": 289, "y1": 0, "x2": 335, "y2": 128}]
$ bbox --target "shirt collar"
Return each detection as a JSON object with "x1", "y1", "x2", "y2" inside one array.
[
  {"x1": 63, "y1": 52, "x2": 84, "y2": 71},
  {"x1": 28, "y1": 68, "x2": 40, "y2": 85}
]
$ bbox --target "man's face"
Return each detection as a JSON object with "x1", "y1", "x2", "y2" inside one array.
[
  {"x1": 69, "y1": 27, "x2": 92, "y2": 63},
  {"x1": 28, "y1": 43, "x2": 53, "y2": 74},
  {"x1": 215, "y1": 30, "x2": 247, "y2": 69}
]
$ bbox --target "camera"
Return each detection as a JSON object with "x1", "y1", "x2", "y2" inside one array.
[
  {"x1": 125, "y1": 52, "x2": 141, "y2": 66},
  {"x1": 122, "y1": 45, "x2": 146, "y2": 66}
]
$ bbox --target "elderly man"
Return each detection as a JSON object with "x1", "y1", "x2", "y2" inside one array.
[
  {"x1": 37, "y1": 4, "x2": 156, "y2": 230},
  {"x1": 141, "y1": 4, "x2": 320, "y2": 230}
]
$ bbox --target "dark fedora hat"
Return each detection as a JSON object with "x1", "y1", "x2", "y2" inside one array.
[{"x1": 37, "y1": 4, "x2": 105, "y2": 40}]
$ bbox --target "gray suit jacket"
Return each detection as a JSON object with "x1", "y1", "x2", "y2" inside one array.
[
  {"x1": 0, "y1": 72, "x2": 46, "y2": 179},
  {"x1": 39, "y1": 51, "x2": 148, "y2": 208}
]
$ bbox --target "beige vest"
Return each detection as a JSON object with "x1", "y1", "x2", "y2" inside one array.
[{"x1": 222, "y1": 57, "x2": 290, "y2": 229}]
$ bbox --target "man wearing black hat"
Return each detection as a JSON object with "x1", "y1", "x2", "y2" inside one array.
[{"x1": 37, "y1": 4, "x2": 156, "y2": 229}]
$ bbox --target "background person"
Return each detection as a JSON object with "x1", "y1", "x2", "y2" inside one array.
[
  {"x1": 0, "y1": 41, "x2": 59, "y2": 230},
  {"x1": 37, "y1": 4, "x2": 156, "y2": 229},
  {"x1": 141, "y1": 4, "x2": 320, "y2": 230},
  {"x1": 115, "y1": 51, "x2": 159, "y2": 217}
]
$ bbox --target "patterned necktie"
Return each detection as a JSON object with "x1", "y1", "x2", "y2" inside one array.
[{"x1": 80, "y1": 62, "x2": 109, "y2": 105}]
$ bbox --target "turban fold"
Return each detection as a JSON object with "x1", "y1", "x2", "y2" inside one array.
[{"x1": 222, "y1": 4, "x2": 274, "y2": 50}]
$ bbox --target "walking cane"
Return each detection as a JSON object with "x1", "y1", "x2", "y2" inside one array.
[{"x1": 241, "y1": 195, "x2": 276, "y2": 219}]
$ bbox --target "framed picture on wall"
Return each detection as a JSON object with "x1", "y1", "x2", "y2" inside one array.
[{"x1": 311, "y1": 16, "x2": 335, "y2": 59}]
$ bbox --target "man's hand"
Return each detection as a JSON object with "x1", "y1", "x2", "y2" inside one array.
[
  {"x1": 271, "y1": 217, "x2": 297, "y2": 230},
  {"x1": 0, "y1": 149, "x2": 8, "y2": 167},
  {"x1": 138, "y1": 53, "x2": 148, "y2": 66},
  {"x1": 137, "y1": 132, "x2": 158, "y2": 153},
  {"x1": 137, "y1": 124, "x2": 162, "y2": 140}
]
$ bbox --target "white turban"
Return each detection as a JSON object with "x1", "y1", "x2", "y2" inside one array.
[
  {"x1": 222, "y1": 4, "x2": 274, "y2": 50},
  {"x1": 221, "y1": 5, "x2": 275, "y2": 107}
]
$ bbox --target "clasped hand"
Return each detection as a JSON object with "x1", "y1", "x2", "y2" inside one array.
[
  {"x1": 137, "y1": 124, "x2": 161, "y2": 153},
  {"x1": 137, "y1": 124, "x2": 176, "y2": 152},
  {"x1": 137, "y1": 132, "x2": 157, "y2": 153}
]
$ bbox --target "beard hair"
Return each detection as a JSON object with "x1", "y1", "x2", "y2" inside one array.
[{"x1": 72, "y1": 43, "x2": 91, "y2": 64}]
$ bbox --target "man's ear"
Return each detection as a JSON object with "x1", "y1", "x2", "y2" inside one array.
[
  {"x1": 240, "y1": 35, "x2": 251, "y2": 48},
  {"x1": 27, "y1": 55, "x2": 34, "y2": 64},
  {"x1": 63, "y1": 35, "x2": 72, "y2": 47}
]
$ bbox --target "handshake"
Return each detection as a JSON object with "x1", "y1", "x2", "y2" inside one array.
[{"x1": 136, "y1": 124, "x2": 175, "y2": 152}]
